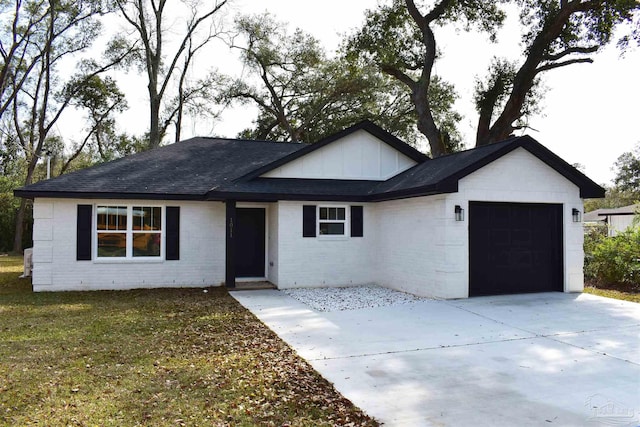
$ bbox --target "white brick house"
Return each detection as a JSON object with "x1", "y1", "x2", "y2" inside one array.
[{"x1": 15, "y1": 121, "x2": 604, "y2": 298}]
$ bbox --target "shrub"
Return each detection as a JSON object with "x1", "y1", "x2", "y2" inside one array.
[{"x1": 584, "y1": 226, "x2": 640, "y2": 289}]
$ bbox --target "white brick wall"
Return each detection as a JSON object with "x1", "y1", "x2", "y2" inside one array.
[
  {"x1": 373, "y1": 196, "x2": 453, "y2": 297},
  {"x1": 453, "y1": 148, "x2": 585, "y2": 295},
  {"x1": 267, "y1": 203, "x2": 279, "y2": 285},
  {"x1": 31, "y1": 198, "x2": 226, "y2": 291},
  {"x1": 275, "y1": 201, "x2": 376, "y2": 288},
  {"x1": 363, "y1": 148, "x2": 583, "y2": 299}
]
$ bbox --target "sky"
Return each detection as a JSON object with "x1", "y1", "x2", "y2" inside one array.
[{"x1": 70, "y1": 0, "x2": 640, "y2": 186}]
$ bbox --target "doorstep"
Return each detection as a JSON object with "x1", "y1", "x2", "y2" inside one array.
[{"x1": 228, "y1": 281, "x2": 276, "y2": 291}]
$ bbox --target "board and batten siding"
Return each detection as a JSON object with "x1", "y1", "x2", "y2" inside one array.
[
  {"x1": 31, "y1": 198, "x2": 226, "y2": 291},
  {"x1": 261, "y1": 129, "x2": 417, "y2": 181}
]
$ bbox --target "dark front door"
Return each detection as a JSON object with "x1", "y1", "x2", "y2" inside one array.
[
  {"x1": 469, "y1": 202, "x2": 563, "y2": 296},
  {"x1": 235, "y1": 208, "x2": 266, "y2": 278}
]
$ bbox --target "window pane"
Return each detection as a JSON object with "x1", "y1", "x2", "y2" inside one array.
[
  {"x1": 319, "y1": 222, "x2": 345, "y2": 235},
  {"x1": 319, "y1": 207, "x2": 346, "y2": 221},
  {"x1": 132, "y1": 207, "x2": 143, "y2": 230},
  {"x1": 133, "y1": 207, "x2": 162, "y2": 231},
  {"x1": 97, "y1": 233, "x2": 126, "y2": 257},
  {"x1": 97, "y1": 207, "x2": 106, "y2": 230},
  {"x1": 319, "y1": 207, "x2": 328, "y2": 220},
  {"x1": 97, "y1": 206, "x2": 127, "y2": 231},
  {"x1": 151, "y1": 207, "x2": 161, "y2": 230},
  {"x1": 133, "y1": 233, "x2": 161, "y2": 257},
  {"x1": 132, "y1": 207, "x2": 146, "y2": 230}
]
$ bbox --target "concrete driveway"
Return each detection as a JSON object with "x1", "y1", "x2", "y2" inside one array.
[{"x1": 231, "y1": 291, "x2": 640, "y2": 426}]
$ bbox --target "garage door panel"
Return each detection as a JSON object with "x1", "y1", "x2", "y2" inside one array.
[
  {"x1": 491, "y1": 229, "x2": 510, "y2": 246},
  {"x1": 469, "y1": 202, "x2": 563, "y2": 296},
  {"x1": 511, "y1": 229, "x2": 532, "y2": 246},
  {"x1": 511, "y1": 250, "x2": 533, "y2": 268}
]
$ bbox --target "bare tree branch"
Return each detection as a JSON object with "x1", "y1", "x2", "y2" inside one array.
[
  {"x1": 536, "y1": 57, "x2": 594, "y2": 73},
  {"x1": 543, "y1": 45, "x2": 599, "y2": 61}
]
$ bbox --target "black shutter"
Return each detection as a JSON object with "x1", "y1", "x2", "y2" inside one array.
[
  {"x1": 77, "y1": 204, "x2": 92, "y2": 260},
  {"x1": 166, "y1": 206, "x2": 180, "y2": 260},
  {"x1": 351, "y1": 206, "x2": 363, "y2": 237},
  {"x1": 302, "y1": 205, "x2": 316, "y2": 237}
]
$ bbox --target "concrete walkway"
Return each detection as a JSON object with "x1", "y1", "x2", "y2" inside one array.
[{"x1": 231, "y1": 291, "x2": 640, "y2": 426}]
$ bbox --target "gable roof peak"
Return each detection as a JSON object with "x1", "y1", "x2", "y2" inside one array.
[{"x1": 235, "y1": 120, "x2": 429, "y2": 182}]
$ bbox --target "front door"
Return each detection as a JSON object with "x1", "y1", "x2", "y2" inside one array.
[{"x1": 235, "y1": 208, "x2": 266, "y2": 278}]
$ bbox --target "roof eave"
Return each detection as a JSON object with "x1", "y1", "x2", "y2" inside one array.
[
  {"x1": 438, "y1": 136, "x2": 605, "y2": 199},
  {"x1": 13, "y1": 190, "x2": 206, "y2": 201},
  {"x1": 205, "y1": 190, "x2": 371, "y2": 203}
]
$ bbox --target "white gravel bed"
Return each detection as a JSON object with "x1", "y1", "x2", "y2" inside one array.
[{"x1": 281, "y1": 285, "x2": 430, "y2": 312}]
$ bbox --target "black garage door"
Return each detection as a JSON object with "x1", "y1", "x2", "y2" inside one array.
[{"x1": 469, "y1": 202, "x2": 563, "y2": 296}]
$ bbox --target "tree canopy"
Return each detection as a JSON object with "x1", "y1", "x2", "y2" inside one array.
[
  {"x1": 584, "y1": 143, "x2": 640, "y2": 211},
  {"x1": 347, "y1": 0, "x2": 639, "y2": 157},
  {"x1": 221, "y1": 13, "x2": 448, "y2": 146},
  {"x1": 613, "y1": 143, "x2": 640, "y2": 194}
]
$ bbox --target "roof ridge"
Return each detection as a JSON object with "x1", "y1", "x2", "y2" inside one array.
[
  {"x1": 428, "y1": 135, "x2": 522, "y2": 161},
  {"x1": 192, "y1": 136, "x2": 310, "y2": 146}
]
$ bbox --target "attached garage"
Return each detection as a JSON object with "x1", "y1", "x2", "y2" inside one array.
[{"x1": 469, "y1": 202, "x2": 563, "y2": 296}]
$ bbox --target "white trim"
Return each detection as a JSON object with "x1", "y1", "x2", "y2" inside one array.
[
  {"x1": 317, "y1": 204, "x2": 349, "y2": 238},
  {"x1": 93, "y1": 204, "x2": 165, "y2": 262}
]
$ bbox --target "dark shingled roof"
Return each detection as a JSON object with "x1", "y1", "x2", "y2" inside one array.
[
  {"x1": 15, "y1": 137, "x2": 307, "y2": 200},
  {"x1": 15, "y1": 123, "x2": 605, "y2": 201},
  {"x1": 371, "y1": 135, "x2": 605, "y2": 200}
]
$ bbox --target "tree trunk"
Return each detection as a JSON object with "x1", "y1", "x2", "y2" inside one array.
[
  {"x1": 174, "y1": 95, "x2": 183, "y2": 143},
  {"x1": 13, "y1": 157, "x2": 38, "y2": 253},
  {"x1": 413, "y1": 85, "x2": 445, "y2": 158},
  {"x1": 475, "y1": 87, "x2": 500, "y2": 146},
  {"x1": 149, "y1": 94, "x2": 161, "y2": 148},
  {"x1": 13, "y1": 198, "x2": 27, "y2": 254},
  {"x1": 477, "y1": 4, "x2": 578, "y2": 146}
]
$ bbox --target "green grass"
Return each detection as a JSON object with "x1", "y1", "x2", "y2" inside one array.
[
  {"x1": 584, "y1": 285, "x2": 640, "y2": 303},
  {"x1": 0, "y1": 256, "x2": 378, "y2": 426}
]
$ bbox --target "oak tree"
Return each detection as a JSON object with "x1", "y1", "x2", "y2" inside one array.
[
  {"x1": 223, "y1": 13, "x2": 459, "y2": 146},
  {"x1": 347, "y1": 0, "x2": 639, "y2": 156}
]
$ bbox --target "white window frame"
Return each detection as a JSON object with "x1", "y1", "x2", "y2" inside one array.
[
  {"x1": 317, "y1": 205, "x2": 348, "y2": 238},
  {"x1": 94, "y1": 205, "x2": 165, "y2": 261}
]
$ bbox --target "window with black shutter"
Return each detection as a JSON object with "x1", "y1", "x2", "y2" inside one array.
[
  {"x1": 166, "y1": 206, "x2": 180, "y2": 260},
  {"x1": 351, "y1": 206, "x2": 363, "y2": 237},
  {"x1": 77, "y1": 205, "x2": 93, "y2": 260},
  {"x1": 302, "y1": 205, "x2": 316, "y2": 237}
]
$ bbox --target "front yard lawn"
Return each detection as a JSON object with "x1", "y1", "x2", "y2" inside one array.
[
  {"x1": 584, "y1": 285, "x2": 640, "y2": 303},
  {"x1": 0, "y1": 256, "x2": 377, "y2": 426}
]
